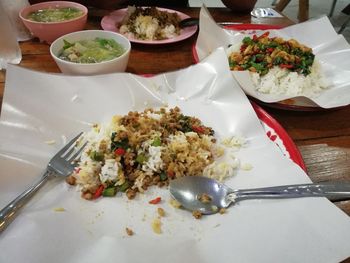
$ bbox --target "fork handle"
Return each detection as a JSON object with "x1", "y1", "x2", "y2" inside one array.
[
  {"x1": 0, "y1": 171, "x2": 50, "y2": 234},
  {"x1": 230, "y1": 183, "x2": 350, "y2": 202}
]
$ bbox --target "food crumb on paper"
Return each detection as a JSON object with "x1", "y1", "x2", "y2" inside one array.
[
  {"x1": 211, "y1": 205, "x2": 218, "y2": 213},
  {"x1": 152, "y1": 217, "x2": 162, "y2": 234},
  {"x1": 44, "y1": 140, "x2": 56, "y2": 145},
  {"x1": 126, "y1": 227, "x2": 134, "y2": 236},
  {"x1": 219, "y1": 208, "x2": 227, "y2": 214},
  {"x1": 169, "y1": 198, "x2": 182, "y2": 209},
  {"x1": 95, "y1": 211, "x2": 104, "y2": 219},
  {"x1": 221, "y1": 135, "x2": 246, "y2": 148},
  {"x1": 71, "y1": 94, "x2": 79, "y2": 102},
  {"x1": 241, "y1": 163, "x2": 253, "y2": 171},
  {"x1": 213, "y1": 223, "x2": 221, "y2": 228},
  {"x1": 192, "y1": 210, "x2": 202, "y2": 219},
  {"x1": 157, "y1": 207, "x2": 166, "y2": 217},
  {"x1": 53, "y1": 207, "x2": 66, "y2": 212}
]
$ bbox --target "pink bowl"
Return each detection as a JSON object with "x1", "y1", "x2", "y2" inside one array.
[{"x1": 19, "y1": 1, "x2": 88, "y2": 44}]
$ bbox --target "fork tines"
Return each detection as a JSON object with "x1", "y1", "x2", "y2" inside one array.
[{"x1": 54, "y1": 132, "x2": 86, "y2": 162}]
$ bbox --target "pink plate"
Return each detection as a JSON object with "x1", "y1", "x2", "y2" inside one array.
[
  {"x1": 101, "y1": 7, "x2": 198, "y2": 44},
  {"x1": 192, "y1": 23, "x2": 325, "y2": 111}
]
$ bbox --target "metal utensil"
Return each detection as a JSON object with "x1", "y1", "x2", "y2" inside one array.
[
  {"x1": 169, "y1": 176, "x2": 350, "y2": 215},
  {"x1": 179, "y1": 17, "x2": 199, "y2": 28},
  {"x1": 0, "y1": 132, "x2": 87, "y2": 233},
  {"x1": 179, "y1": 17, "x2": 241, "y2": 28}
]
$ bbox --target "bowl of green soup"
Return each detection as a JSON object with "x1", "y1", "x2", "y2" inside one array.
[
  {"x1": 20, "y1": 1, "x2": 87, "y2": 43},
  {"x1": 50, "y1": 30, "x2": 131, "y2": 75}
]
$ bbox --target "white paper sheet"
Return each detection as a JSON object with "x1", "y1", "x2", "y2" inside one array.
[
  {"x1": 0, "y1": 48, "x2": 349, "y2": 263},
  {"x1": 195, "y1": 7, "x2": 350, "y2": 109}
]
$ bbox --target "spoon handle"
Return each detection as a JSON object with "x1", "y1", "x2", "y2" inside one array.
[{"x1": 231, "y1": 182, "x2": 350, "y2": 202}]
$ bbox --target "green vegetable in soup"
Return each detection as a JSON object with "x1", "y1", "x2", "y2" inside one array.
[
  {"x1": 27, "y1": 7, "x2": 84, "y2": 22},
  {"x1": 59, "y1": 38, "x2": 126, "y2": 63}
]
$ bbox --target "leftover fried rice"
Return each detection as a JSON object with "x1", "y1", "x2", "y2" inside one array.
[{"x1": 66, "y1": 107, "x2": 238, "y2": 200}]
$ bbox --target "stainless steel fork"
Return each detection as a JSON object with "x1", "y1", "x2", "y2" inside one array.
[{"x1": 0, "y1": 132, "x2": 86, "y2": 234}]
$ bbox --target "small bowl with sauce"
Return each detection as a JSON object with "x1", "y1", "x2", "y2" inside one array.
[
  {"x1": 19, "y1": 1, "x2": 88, "y2": 43},
  {"x1": 50, "y1": 30, "x2": 131, "y2": 75}
]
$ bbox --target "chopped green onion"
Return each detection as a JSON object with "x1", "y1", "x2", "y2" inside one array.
[
  {"x1": 118, "y1": 181, "x2": 130, "y2": 192},
  {"x1": 159, "y1": 172, "x2": 167, "y2": 181},
  {"x1": 63, "y1": 39, "x2": 73, "y2": 50},
  {"x1": 97, "y1": 38, "x2": 109, "y2": 47},
  {"x1": 178, "y1": 114, "x2": 192, "y2": 132},
  {"x1": 89, "y1": 151, "x2": 104, "y2": 162},
  {"x1": 151, "y1": 137, "x2": 161, "y2": 147},
  {"x1": 273, "y1": 56, "x2": 284, "y2": 65},
  {"x1": 257, "y1": 43, "x2": 266, "y2": 51},
  {"x1": 267, "y1": 41, "x2": 279, "y2": 48},
  {"x1": 102, "y1": 187, "x2": 117, "y2": 197},
  {"x1": 229, "y1": 59, "x2": 237, "y2": 68},
  {"x1": 136, "y1": 154, "x2": 147, "y2": 164},
  {"x1": 242, "y1": 36, "x2": 253, "y2": 45},
  {"x1": 111, "y1": 133, "x2": 129, "y2": 151},
  {"x1": 251, "y1": 62, "x2": 267, "y2": 73}
]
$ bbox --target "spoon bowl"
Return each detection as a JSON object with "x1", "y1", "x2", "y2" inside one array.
[
  {"x1": 169, "y1": 176, "x2": 350, "y2": 215},
  {"x1": 179, "y1": 17, "x2": 199, "y2": 28},
  {"x1": 169, "y1": 176, "x2": 233, "y2": 214},
  {"x1": 179, "y1": 17, "x2": 241, "y2": 28}
]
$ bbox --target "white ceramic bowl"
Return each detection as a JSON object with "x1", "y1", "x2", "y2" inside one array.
[{"x1": 50, "y1": 30, "x2": 131, "y2": 75}]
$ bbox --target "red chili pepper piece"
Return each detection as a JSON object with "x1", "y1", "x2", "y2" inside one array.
[
  {"x1": 192, "y1": 125, "x2": 205, "y2": 134},
  {"x1": 149, "y1": 197, "x2": 161, "y2": 204},
  {"x1": 115, "y1": 148, "x2": 126, "y2": 156},
  {"x1": 259, "y1": 31, "x2": 270, "y2": 39},
  {"x1": 240, "y1": 44, "x2": 247, "y2": 52},
  {"x1": 167, "y1": 170, "x2": 175, "y2": 178},
  {"x1": 280, "y1": 64, "x2": 294, "y2": 69},
  {"x1": 252, "y1": 34, "x2": 258, "y2": 41},
  {"x1": 266, "y1": 47, "x2": 274, "y2": 53},
  {"x1": 93, "y1": 185, "x2": 104, "y2": 199}
]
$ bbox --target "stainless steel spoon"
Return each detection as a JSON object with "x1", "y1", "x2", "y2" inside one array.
[
  {"x1": 169, "y1": 176, "x2": 350, "y2": 215},
  {"x1": 179, "y1": 17, "x2": 199, "y2": 28},
  {"x1": 179, "y1": 17, "x2": 241, "y2": 28}
]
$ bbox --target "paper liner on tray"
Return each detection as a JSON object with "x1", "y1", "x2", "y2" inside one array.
[
  {"x1": 195, "y1": 6, "x2": 350, "y2": 109},
  {"x1": 0, "y1": 49, "x2": 350, "y2": 263}
]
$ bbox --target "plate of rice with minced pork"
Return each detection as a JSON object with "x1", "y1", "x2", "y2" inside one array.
[{"x1": 101, "y1": 6, "x2": 198, "y2": 44}]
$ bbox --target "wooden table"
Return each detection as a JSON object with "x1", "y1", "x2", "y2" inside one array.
[{"x1": 0, "y1": 6, "x2": 349, "y2": 217}]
